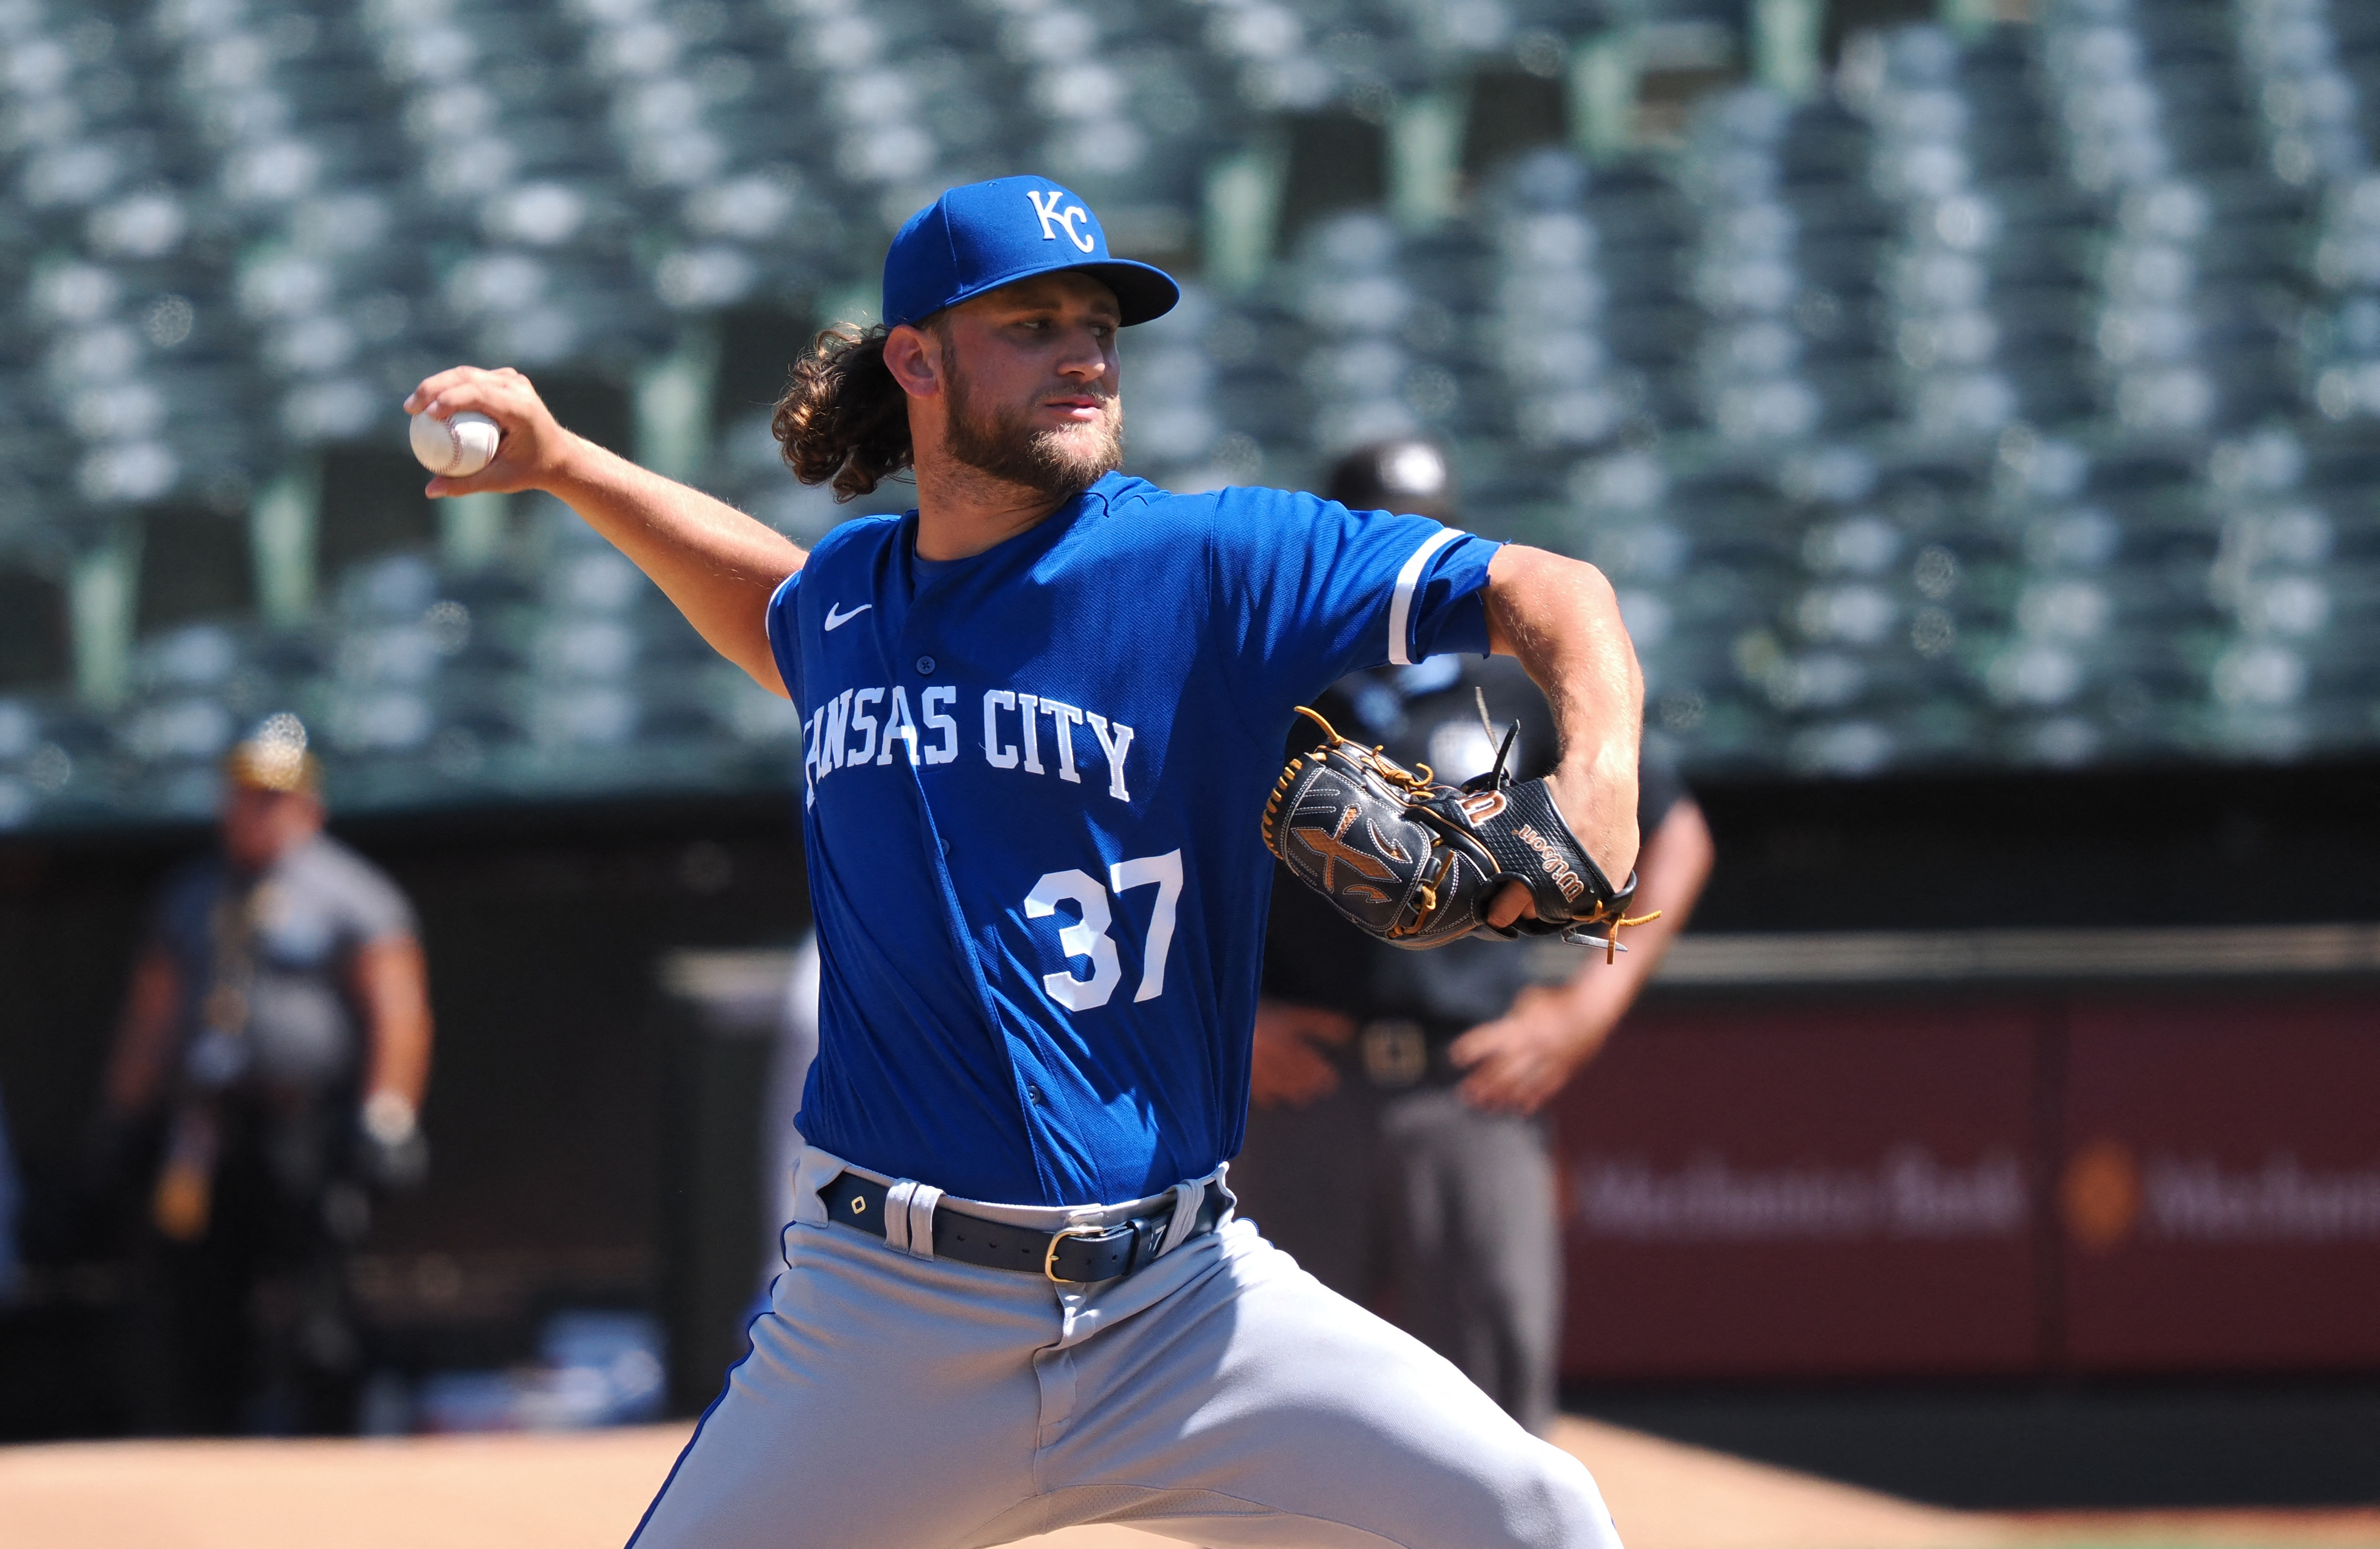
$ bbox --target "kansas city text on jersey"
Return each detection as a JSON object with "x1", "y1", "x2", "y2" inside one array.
[{"x1": 803, "y1": 683, "x2": 1136, "y2": 806}]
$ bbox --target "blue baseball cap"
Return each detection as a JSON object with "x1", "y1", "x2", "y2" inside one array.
[{"x1": 882, "y1": 175, "x2": 1179, "y2": 329}]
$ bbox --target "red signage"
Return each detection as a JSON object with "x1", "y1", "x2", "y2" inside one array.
[
  {"x1": 2060, "y1": 996, "x2": 2380, "y2": 1373},
  {"x1": 1554, "y1": 1004, "x2": 2045, "y2": 1381}
]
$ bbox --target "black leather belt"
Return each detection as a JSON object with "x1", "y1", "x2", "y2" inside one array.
[
  {"x1": 818, "y1": 1173, "x2": 1228, "y2": 1283},
  {"x1": 1355, "y1": 1016, "x2": 1470, "y2": 1089}
]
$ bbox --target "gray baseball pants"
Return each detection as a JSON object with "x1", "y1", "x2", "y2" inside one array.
[{"x1": 628, "y1": 1141, "x2": 1620, "y2": 1549}]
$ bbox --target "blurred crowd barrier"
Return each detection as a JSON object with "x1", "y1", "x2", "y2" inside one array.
[{"x1": 1, "y1": 1, "x2": 2378, "y2": 831}]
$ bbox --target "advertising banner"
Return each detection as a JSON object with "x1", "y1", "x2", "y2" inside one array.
[
  {"x1": 2061, "y1": 997, "x2": 2380, "y2": 1372},
  {"x1": 1555, "y1": 1004, "x2": 2045, "y2": 1381}
]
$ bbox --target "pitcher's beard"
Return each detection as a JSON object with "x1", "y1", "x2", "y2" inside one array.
[{"x1": 945, "y1": 365, "x2": 1123, "y2": 501}]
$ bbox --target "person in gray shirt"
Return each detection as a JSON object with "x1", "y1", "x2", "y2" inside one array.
[{"x1": 98, "y1": 716, "x2": 432, "y2": 1433}]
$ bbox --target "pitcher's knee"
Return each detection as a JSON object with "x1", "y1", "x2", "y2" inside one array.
[
  {"x1": 1461, "y1": 1442, "x2": 1622, "y2": 1549},
  {"x1": 1542, "y1": 1460, "x2": 1624, "y2": 1548}
]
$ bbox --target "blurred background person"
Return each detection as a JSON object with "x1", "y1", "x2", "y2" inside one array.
[
  {"x1": 1232, "y1": 440, "x2": 1716, "y2": 1438},
  {"x1": 93, "y1": 715, "x2": 433, "y2": 1435}
]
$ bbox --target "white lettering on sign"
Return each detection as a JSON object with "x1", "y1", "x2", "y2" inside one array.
[
  {"x1": 1572, "y1": 1148, "x2": 2028, "y2": 1242},
  {"x1": 2143, "y1": 1154, "x2": 2380, "y2": 1243}
]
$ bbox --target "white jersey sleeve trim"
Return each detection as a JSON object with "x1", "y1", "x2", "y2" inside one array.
[
  {"x1": 762, "y1": 568, "x2": 803, "y2": 695},
  {"x1": 1387, "y1": 526, "x2": 1465, "y2": 666}
]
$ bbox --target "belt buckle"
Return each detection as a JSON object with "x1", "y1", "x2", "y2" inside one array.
[
  {"x1": 1043, "y1": 1222, "x2": 1105, "y2": 1283},
  {"x1": 1360, "y1": 1020, "x2": 1428, "y2": 1088}
]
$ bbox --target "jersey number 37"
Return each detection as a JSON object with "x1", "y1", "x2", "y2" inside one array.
[{"x1": 1024, "y1": 850, "x2": 1182, "y2": 1011}]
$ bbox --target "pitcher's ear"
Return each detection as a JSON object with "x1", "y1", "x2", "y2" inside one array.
[{"x1": 883, "y1": 322, "x2": 946, "y2": 399}]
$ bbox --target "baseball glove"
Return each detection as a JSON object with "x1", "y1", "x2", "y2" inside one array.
[{"x1": 1262, "y1": 704, "x2": 1656, "y2": 957}]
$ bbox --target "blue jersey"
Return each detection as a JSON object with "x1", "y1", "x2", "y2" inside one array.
[{"x1": 766, "y1": 471, "x2": 1498, "y2": 1206}]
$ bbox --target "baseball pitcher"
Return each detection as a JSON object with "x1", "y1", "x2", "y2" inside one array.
[{"x1": 406, "y1": 175, "x2": 1642, "y2": 1548}]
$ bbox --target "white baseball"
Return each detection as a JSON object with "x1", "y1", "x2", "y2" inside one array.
[{"x1": 410, "y1": 409, "x2": 501, "y2": 477}]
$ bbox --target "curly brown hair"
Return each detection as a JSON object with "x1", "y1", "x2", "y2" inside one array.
[{"x1": 771, "y1": 323, "x2": 916, "y2": 501}]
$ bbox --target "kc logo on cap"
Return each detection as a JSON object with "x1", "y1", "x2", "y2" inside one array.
[
  {"x1": 882, "y1": 174, "x2": 1179, "y2": 329},
  {"x1": 1026, "y1": 189, "x2": 1098, "y2": 254}
]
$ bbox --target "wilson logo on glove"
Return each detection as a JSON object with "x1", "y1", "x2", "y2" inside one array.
[
  {"x1": 1513, "y1": 824, "x2": 1587, "y2": 904},
  {"x1": 1455, "y1": 789, "x2": 1507, "y2": 824}
]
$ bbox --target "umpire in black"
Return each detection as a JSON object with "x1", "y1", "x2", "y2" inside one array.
[{"x1": 1232, "y1": 440, "x2": 1715, "y2": 1436}]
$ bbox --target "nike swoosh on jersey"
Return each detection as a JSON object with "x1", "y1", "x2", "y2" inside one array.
[{"x1": 823, "y1": 602, "x2": 873, "y2": 631}]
